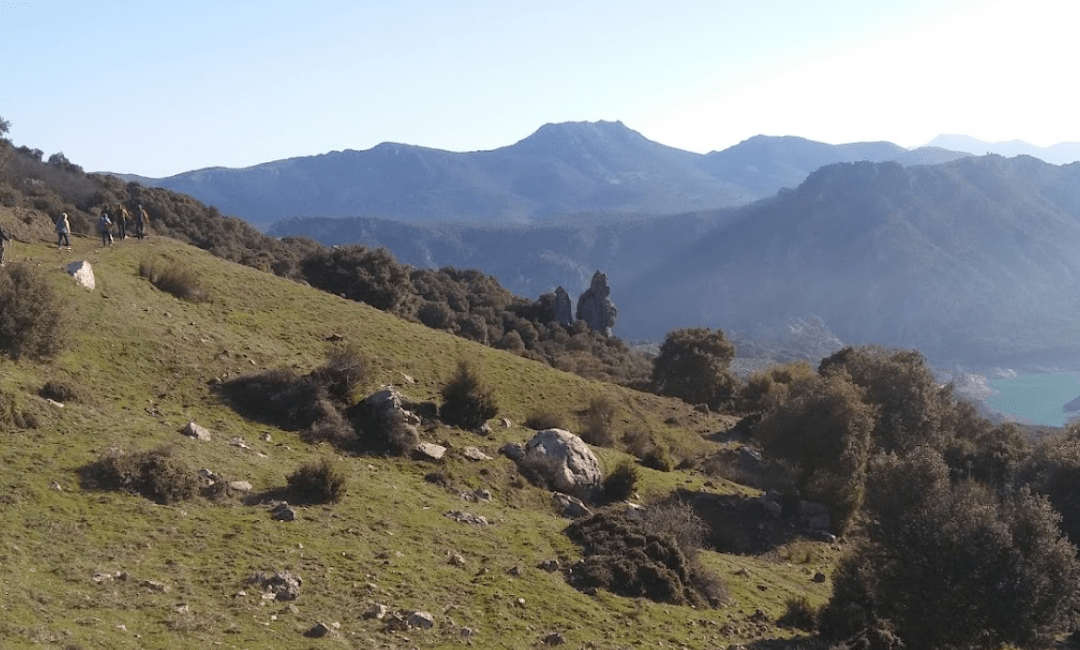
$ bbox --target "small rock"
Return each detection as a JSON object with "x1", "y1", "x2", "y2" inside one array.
[
  {"x1": 812, "y1": 571, "x2": 827, "y2": 583},
  {"x1": 515, "y1": 597, "x2": 526, "y2": 608},
  {"x1": 476, "y1": 423, "x2": 493, "y2": 436},
  {"x1": 142, "y1": 580, "x2": 169, "y2": 593},
  {"x1": 444, "y1": 511, "x2": 489, "y2": 525},
  {"x1": 228, "y1": 481, "x2": 253, "y2": 492},
  {"x1": 500, "y1": 417, "x2": 512, "y2": 429},
  {"x1": 543, "y1": 631, "x2": 565, "y2": 645},
  {"x1": 552, "y1": 492, "x2": 591, "y2": 519},
  {"x1": 304, "y1": 622, "x2": 332, "y2": 638},
  {"x1": 260, "y1": 432, "x2": 272, "y2": 442},
  {"x1": 271, "y1": 503, "x2": 297, "y2": 522},
  {"x1": 181, "y1": 421, "x2": 211, "y2": 441},
  {"x1": 362, "y1": 603, "x2": 389, "y2": 620},
  {"x1": 449, "y1": 553, "x2": 466, "y2": 567},
  {"x1": 407, "y1": 610, "x2": 435, "y2": 629},
  {"x1": 414, "y1": 442, "x2": 447, "y2": 461},
  {"x1": 198, "y1": 468, "x2": 221, "y2": 483},
  {"x1": 462, "y1": 446, "x2": 491, "y2": 461},
  {"x1": 228, "y1": 437, "x2": 251, "y2": 450},
  {"x1": 461, "y1": 626, "x2": 476, "y2": 638},
  {"x1": 499, "y1": 442, "x2": 525, "y2": 461},
  {"x1": 538, "y1": 559, "x2": 560, "y2": 573},
  {"x1": 506, "y1": 566, "x2": 523, "y2": 577},
  {"x1": 50, "y1": 481, "x2": 62, "y2": 491}
]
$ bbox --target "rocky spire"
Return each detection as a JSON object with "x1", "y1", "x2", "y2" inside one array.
[{"x1": 575, "y1": 271, "x2": 617, "y2": 336}]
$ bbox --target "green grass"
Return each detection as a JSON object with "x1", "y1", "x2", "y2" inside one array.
[{"x1": 0, "y1": 235, "x2": 830, "y2": 648}]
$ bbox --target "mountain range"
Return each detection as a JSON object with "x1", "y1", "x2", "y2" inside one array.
[{"x1": 119, "y1": 121, "x2": 969, "y2": 227}]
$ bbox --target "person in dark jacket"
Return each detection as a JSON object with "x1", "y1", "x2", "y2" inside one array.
[{"x1": 97, "y1": 212, "x2": 113, "y2": 246}]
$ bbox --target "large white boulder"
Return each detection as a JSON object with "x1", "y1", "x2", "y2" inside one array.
[
  {"x1": 66, "y1": 260, "x2": 95, "y2": 290},
  {"x1": 524, "y1": 428, "x2": 602, "y2": 494}
]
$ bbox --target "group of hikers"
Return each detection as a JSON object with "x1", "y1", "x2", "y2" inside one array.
[
  {"x1": 55, "y1": 203, "x2": 150, "y2": 249},
  {"x1": 0, "y1": 204, "x2": 152, "y2": 266}
]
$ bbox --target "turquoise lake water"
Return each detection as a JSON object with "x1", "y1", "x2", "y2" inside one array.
[{"x1": 984, "y1": 372, "x2": 1080, "y2": 428}]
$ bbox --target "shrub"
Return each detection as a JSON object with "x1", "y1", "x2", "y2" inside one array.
[
  {"x1": 439, "y1": 359, "x2": 498, "y2": 430},
  {"x1": 303, "y1": 398, "x2": 357, "y2": 448},
  {"x1": 311, "y1": 343, "x2": 371, "y2": 405},
  {"x1": 622, "y1": 429, "x2": 652, "y2": 459},
  {"x1": 601, "y1": 460, "x2": 639, "y2": 502},
  {"x1": 565, "y1": 509, "x2": 726, "y2": 607},
  {"x1": 286, "y1": 459, "x2": 347, "y2": 504},
  {"x1": 778, "y1": 596, "x2": 818, "y2": 631},
  {"x1": 650, "y1": 327, "x2": 739, "y2": 410},
  {"x1": 524, "y1": 409, "x2": 565, "y2": 430},
  {"x1": 0, "y1": 263, "x2": 68, "y2": 360},
  {"x1": 345, "y1": 398, "x2": 419, "y2": 456},
  {"x1": 84, "y1": 447, "x2": 199, "y2": 504},
  {"x1": 820, "y1": 449, "x2": 1080, "y2": 650},
  {"x1": 580, "y1": 394, "x2": 618, "y2": 447},
  {"x1": 220, "y1": 368, "x2": 322, "y2": 430},
  {"x1": 641, "y1": 445, "x2": 674, "y2": 472},
  {"x1": 138, "y1": 259, "x2": 208, "y2": 303},
  {"x1": 39, "y1": 380, "x2": 79, "y2": 403}
]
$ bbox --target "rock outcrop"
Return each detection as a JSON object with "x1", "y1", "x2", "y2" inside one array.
[
  {"x1": 553, "y1": 286, "x2": 573, "y2": 327},
  {"x1": 575, "y1": 271, "x2": 617, "y2": 336},
  {"x1": 523, "y1": 429, "x2": 602, "y2": 494}
]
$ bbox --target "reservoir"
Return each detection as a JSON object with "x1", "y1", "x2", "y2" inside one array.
[{"x1": 984, "y1": 371, "x2": 1080, "y2": 428}]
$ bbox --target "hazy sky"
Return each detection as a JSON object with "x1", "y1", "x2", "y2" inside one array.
[{"x1": 3, "y1": 0, "x2": 1078, "y2": 177}]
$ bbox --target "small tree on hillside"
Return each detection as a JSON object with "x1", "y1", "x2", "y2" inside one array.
[
  {"x1": 821, "y1": 449, "x2": 1080, "y2": 650},
  {"x1": 650, "y1": 327, "x2": 738, "y2": 410},
  {"x1": 752, "y1": 373, "x2": 875, "y2": 533},
  {"x1": 439, "y1": 359, "x2": 499, "y2": 430}
]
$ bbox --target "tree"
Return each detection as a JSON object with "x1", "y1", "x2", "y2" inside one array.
[
  {"x1": 752, "y1": 373, "x2": 875, "y2": 533},
  {"x1": 650, "y1": 327, "x2": 738, "y2": 409},
  {"x1": 821, "y1": 449, "x2": 1080, "y2": 650},
  {"x1": 439, "y1": 359, "x2": 499, "y2": 430}
]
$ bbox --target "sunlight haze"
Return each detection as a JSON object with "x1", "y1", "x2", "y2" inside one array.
[{"x1": 2, "y1": 0, "x2": 1077, "y2": 176}]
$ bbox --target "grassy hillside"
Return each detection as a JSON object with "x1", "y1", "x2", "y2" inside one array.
[{"x1": 0, "y1": 233, "x2": 833, "y2": 649}]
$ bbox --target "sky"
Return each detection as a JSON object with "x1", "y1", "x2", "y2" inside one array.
[{"x1": 3, "y1": 0, "x2": 1079, "y2": 177}]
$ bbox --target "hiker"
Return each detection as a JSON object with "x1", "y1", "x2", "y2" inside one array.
[
  {"x1": 0, "y1": 220, "x2": 11, "y2": 266},
  {"x1": 56, "y1": 212, "x2": 71, "y2": 249},
  {"x1": 115, "y1": 204, "x2": 130, "y2": 240},
  {"x1": 135, "y1": 204, "x2": 149, "y2": 239},
  {"x1": 97, "y1": 211, "x2": 113, "y2": 246}
]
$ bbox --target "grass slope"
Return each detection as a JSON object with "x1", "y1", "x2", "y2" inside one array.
[{"x1": 0, "y1": 234, "x2": 833, "y2": 649}]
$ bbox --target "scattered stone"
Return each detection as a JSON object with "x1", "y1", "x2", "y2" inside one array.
[
  {"x1": 91, "y1": 572, "x2": 113, "y2": 583},
  {"x1": 141, "y1": 580, "x2": 169, "y2": 593},
  {"x1": 248, "y1": 571, "x2": 302, "y2": 601},
  {"x1": 448, "y1": 554, "x2": 466, "y2": 567},
  {"x1": 198, "y1": 468, "x2": 221, "y2": 483},
  {"x1": 65, "y1": 260, "x2": 96, "y2": 291},
  {"x1": 539, "y1": 559, "x2": 560, "y2": 573},
  {"x1": 260, "y1": 432, "x2": 272, "y2": 442},
  {"x1": 812, "y1": 571, "x2": 827, "y2": 583},
  {"x1": 552, "y1": 492, "x2": 591, "y2": 519},
  {"x1": 362, "y1": 603, "x2": 389, "y2": 620},
  {"x1": 748, "y1": 608, "x2": 768, "y2": 623},
  {"x1": 444, "y1": 511, "x2": 489, "y2": 526},
  {"x1": 515, "y1": 597, "x2": 526, "y2": 608},
  {"x1": 499, "y1": 442, "x2": 525, "y2": 462},
  {"x1": 407, "y1": 611, "x2": 435, "y2": 629},
  {"x1": 543, "y1": 631, "x2": 566, "y2": 645},
  {"x1": 44, "y1": 399, "x2": 64, "y2": 408},
  {"x1": 324, "y1": 333, "x2": 345, "y2": 342},
  {"x1": 500, "y1": 417, "x2": 512, "y2": 429},
  {"x1": 413, "y1": 442, "x2": 446, "y2": 461},
  {"x1": 460, "y1": 626, "x2": 476, "y2": 638},
  {"x1": 271, "y1": 503, "x2": 297, "y2": 522},
  {"x1": 181, "y1": 421, "x2": 211, "y2": 441},
  {"x1": 468, "y1": 488, "x2": 493, "y2": 503},
  {"x1": 228, "y1": 437, "x2": 251, "y2": 450},
  {"x1": 358, "y1": 385, "x2": 421, "y2": 427},
  {"x1": 506, "y1": 566, "x2": 523, "y2": 577},
  {"x1": 462, "y1": 446, "x2": 491, "y2": 461},
  {"x1": 476, "y1": 423, "x2": 493, "y2": 436},
  {"x1": 304, "y1": 622, "x2": 332, "y2": 638},
  {"x1": 50, "y1": 481, "x2": 62, "y2": 491},
  {"x1": 575, "y1": 271, "x2": 617, "y2": 336},
  {"x1": 228, "y1": 481, "x2": 253, "y2": 492},
  {"x1": 523, "y1": 429, "x2": 602, "y2": 494}
]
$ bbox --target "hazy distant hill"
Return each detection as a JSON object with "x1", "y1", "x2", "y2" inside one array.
[
  {"x1": 928, "y1": 134, "x2": 1080, "y2": 166},
  {"x1": 121, "y1": 121, "x2": 970, "y2": 227},
  {"x1": 277, "y1": 155, "x2": 1080, "y2": 368},
  {"x1": 622, "y1": 155, "x2": 1080, "y2": 367}
]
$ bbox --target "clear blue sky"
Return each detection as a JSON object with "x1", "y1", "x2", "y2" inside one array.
[{"x1": 3, "y1": 0, "x2": 1077, "y2": 177}]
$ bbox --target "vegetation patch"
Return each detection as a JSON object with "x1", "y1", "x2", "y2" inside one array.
[
  {"x1": 439, "y1": 359, "x2": 499, "y2": 430},
  {"x1": 0, "y1": 262, "x2": 68, "y2": 360},
  {"x1": 285, "y1": 459, "x2": 347, "y2": 505},
  {"x1": 138, "y1": 258, "x2": 209, "y2": 303},
  {"x1": 565, "y1": 506, "x2": 728, "y2": 608},
  {"x1": 81, "y1": 446, "x2": 200, "y2": 504}
]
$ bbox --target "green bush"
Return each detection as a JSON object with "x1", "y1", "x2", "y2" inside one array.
[
  {"x1": 524, "y1": 409, "x2": 565, "y2": 430},
  {"x1": 601, "y1": 460, "x2": 639, "y2": 502},
  {"x1": 0, "y1": 263, "x2": 68, "y2": 360},
  {"x1": 286, "y1": 459, "x2": 347, "y2": 504},
  {"x1": 439, "y1": 359, "x2": 498, "y2": 430},
  {"x1": 580, "y1": 394, "x2": 618, "y2": 447},
  {"x1": 311, "y1": 343, "x2": 372, "y2": 405},
  {"x1": 84, "y1": 447, "x2": 200, "y2": 505},
  {"x1": 820, "y1": 449, "x2": 1080, "y2": 650},
  {"x1": 138, "y1": 259, "x2": 209, "y2": 303},
  {"x1": 641, "y1": 445, "x2": 674, "y2": 472},
  {"x1": 752, "y1": 373, "x2": 875, "y2": 534},
  {"x1": 650, "y1": 327, "x2": 740, "y2": 410},
  {"x1": 39, "y1": 380, "x2": 79, "y2": 403}
]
